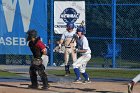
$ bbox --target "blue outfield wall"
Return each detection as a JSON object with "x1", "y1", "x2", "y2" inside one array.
[{"x1": 0, "y1": 0, "x2": 48, "y2": 55}]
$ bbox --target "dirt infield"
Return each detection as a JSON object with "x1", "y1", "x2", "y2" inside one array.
[
  {"x1": 0, "y1": 65, "x2": 140, "y2": 93},
  {"x1": 0, "y1": 81, "x2": 140, "y2": 93}
]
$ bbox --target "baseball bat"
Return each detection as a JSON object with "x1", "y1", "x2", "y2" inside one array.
[{"x1": 80, "y1": 20, "x2": 84, "y2": 26}]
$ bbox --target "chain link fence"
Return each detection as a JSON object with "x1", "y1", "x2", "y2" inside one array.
[
  {"x1": 53, "y1": 1, "x2": 140, "y2": 68},
  {"x1": 0, "y1": 0, "x2": 140, "y2": 69}
]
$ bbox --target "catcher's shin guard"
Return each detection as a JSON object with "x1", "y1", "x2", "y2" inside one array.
[
  {"x1": 29, "y1": 66, "x2": 38, "y2": 87},
  {"x1": 30, "y1": 75, "x2": 38, "y2": 87},
  {"x1": 37, "y1": 65, "x2": 49, "y2": 88},
  {"x1": 41, "y1": 75, "x2": 49, "y2": 88}
]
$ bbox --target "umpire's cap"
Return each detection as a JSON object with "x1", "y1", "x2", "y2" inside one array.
[
  {"x1": 76, "y1": 26, "x2": 85, "y2": 34},
  {"x1": 26, "y1": 29, "x2": 37, "y2": 41},
  {"x1": 66, "y1": 22, "x2": 74, "y2": 30}
]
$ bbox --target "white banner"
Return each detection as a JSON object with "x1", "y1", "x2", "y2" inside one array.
[{"x1": 54, "y1": 1, "x2": 85, "y2": 34}]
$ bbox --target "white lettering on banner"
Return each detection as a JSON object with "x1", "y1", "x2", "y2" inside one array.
[
  {"x1": 20, "y1": 38, "x2": 26, "y2": 46},
  {"x1": 6, "y1": 37, "x2": 12, "y2": 45},
  {"x1": 2, "y1": 0, "x2": 34, "y2": 32},
  {"x1": 13, "y1": 37, "x2": 18, "y2": 45},
  {"x1": 0, "y1": 37, "x2": 5, "y2": 45},
  {"x1": 0, "y1": 37, "x2": 44, "y2": 46},
  {"x1": 19, "y1": 0, "x2": 34, "y2": 32},
  {"x1": 0, "y1": 37, "x2": 27, "y2": 46},
  {"x1": 2, "y1": 0, "x2": 17, "y2": 32}
]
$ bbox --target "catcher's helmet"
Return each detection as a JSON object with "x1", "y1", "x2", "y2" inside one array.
[
  {"x1": 66, "y1": 22, "x2": 74, "y2": 30},
  {"x1": 26, "y1": 29, "x2": 37, "y2": 41},
  {"x1": 76, "y1": 26, "x2": 85, "y2": 34}
]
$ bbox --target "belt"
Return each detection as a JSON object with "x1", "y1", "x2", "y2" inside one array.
[
  {"x1": 65, "y1": 46, "x2": 71, "y2": 48},
  {"x1": 65, "y1": 46, "x2": 75, "y2": 48}
]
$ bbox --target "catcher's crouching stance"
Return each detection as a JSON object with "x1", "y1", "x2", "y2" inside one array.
[{"x1": 26, "y1": 29, "x2": 49, "y2": 90}]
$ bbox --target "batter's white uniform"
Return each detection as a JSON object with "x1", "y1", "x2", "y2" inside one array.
[
  {"x1": 61, "y1": 30, "x2": 77, "y2": 65},
  {"x1": 132, "y1": 74, "x2": 140, "y2": 83},
  {"x1": 73, "y1": 35, "x2": 91, "y2": 73}
]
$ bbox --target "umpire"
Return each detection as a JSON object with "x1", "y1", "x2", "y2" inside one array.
[{"x1": 26, "y1": 29, "x2": 49, "y2": 89}]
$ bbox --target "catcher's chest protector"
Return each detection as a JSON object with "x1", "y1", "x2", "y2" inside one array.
[{"x1": 29, "y1": 39, "x2": 42, "y2": 58}]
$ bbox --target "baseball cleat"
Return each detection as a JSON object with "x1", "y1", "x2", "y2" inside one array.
[
  {"x1": 28, "y1": 85, "x2": 38, "y2": 89},
  {"x1": 65, "y1": 73, "x2": 70, "y2": 76},
  {"x1": 128, "y1": 82, "x2": 134, "y2": 93},
  {"x1": 83, "y1": 80, "x2": 91, "y2": 84},
  {"x1": 73, "y1": 78, "x2": 82, "y2": 83},
  {"x1": 41, "y1": 86, "x2": 50, "y2": 90},
  {"x1": 65, "y1": 71, "x2": 70, "y2": 76},
  {"x1": 65, "y1": 74, "x2": 69, "y2": 76}
]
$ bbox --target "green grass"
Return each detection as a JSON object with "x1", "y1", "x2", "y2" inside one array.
[
  {"x1": 88, "y1": 57, "x2": 140, "y2": 68},
  {"x1": 87, "y1": 69, "x2": 140, "y2": 79},
  {"x1": 0, "y1": 68, "x2": 139, "y2": 80},
  {"x1": 0, "y1": 70, "x2": 20, "y2": 77},
  {"x1": 47, "y1": 69, "x2": 140, "y2": 79}
]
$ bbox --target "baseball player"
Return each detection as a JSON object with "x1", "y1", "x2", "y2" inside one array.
[
  {"x1": 72, "y1": 26, "x2": 91, "y2": 83},
  {"x1": 128, "y1": 74, "x2": 140, "y2": 93},
  {"x1": 59, "y1": 22, "x2": 77, "y2": 76},
  {"x1": 26, "y1": 29, "x2": 49, "y2": 89}
]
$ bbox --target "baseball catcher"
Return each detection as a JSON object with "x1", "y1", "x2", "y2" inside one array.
[
  {"x1": 59, "y1": 22, "x2": 77, "y2": 76},
  {"x1": 26, "y1": 29, "x2": 49, "y2": 89}
]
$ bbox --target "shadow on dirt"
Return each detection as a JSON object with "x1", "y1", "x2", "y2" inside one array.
[
  {"x1": 0, "y1": 83, "x2": 50, "y2": 91},
  {"x1": 0, "y1": 83, "x2": 125, "y2": 93},
  {"x1": 51, "y1": 85, "x2": 125, "y2": 93}
]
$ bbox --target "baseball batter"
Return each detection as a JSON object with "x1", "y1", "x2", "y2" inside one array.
[
  {"x1": 59, "y1": 22, "x2": 77, "y2": 76},
  {"x1": 72, "y1": 26, "x2": 91, "y2": 83},
  {"x1": 128, "y1": 74, "x2": 140, "y2": 93}
]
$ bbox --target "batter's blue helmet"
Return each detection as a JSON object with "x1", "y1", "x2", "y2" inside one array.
[
  {"x1": 66, "y1": 22, "x2": 74, "y2": 30},
  {"x1": 76, "y1": 26, "x2": 85, "y2": 34}
]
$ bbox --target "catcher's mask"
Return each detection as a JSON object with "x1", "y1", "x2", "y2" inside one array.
[{"x1": 26, "y1": 29, "x2": 37, "y2": 41}]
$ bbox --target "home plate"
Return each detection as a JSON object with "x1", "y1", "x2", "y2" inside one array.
[{"x1": 19, "y1": 84, "x2": 29, "y2": 88}]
